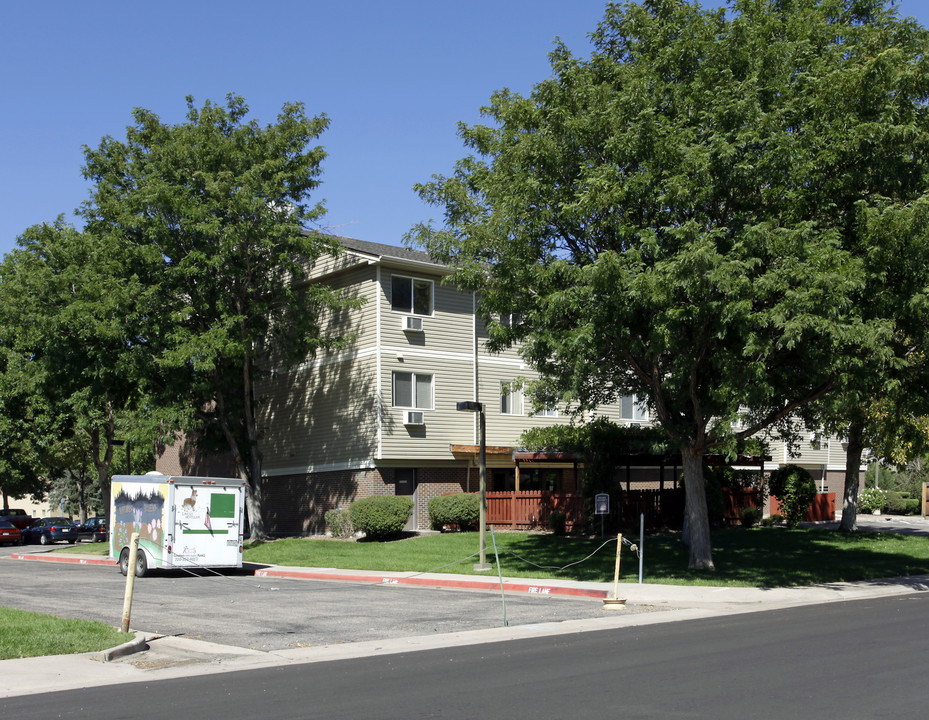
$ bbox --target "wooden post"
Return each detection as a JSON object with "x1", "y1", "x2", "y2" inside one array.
[
  {"x1": 120, "y1": 533, "x2": 140, "y2": 632},
  {"x1": 603, "y1": 533, "x2": 626, "y2": 609}
]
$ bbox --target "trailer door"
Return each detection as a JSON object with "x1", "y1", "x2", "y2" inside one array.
[{"x1": 175, "y1": 484, "x2": 244, "y2": 568}]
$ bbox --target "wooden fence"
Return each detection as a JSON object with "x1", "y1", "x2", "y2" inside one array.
[
  {"x1": 483, "y1": 488, "x2": 835, "y2": 531},
  {"x1": 486, "y1": 491, "x2": 583, "y2": 530}
]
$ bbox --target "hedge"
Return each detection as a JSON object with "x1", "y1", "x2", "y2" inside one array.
[
  {"x1": 428, "y1": 493, "x2": 479, "y2": 531},
  {"x1": 349, "y1": 496, "x2": 413, "y2": 540}
]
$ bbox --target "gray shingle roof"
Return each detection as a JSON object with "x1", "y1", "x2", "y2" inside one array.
[{"x1": 333, "y1": 235, "x2": 440, "y2": 266}]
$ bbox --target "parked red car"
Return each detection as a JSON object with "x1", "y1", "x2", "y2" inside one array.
[
  {"x1": 0, "y1": 509, "x2": 32, "y2": 530},
  {"x1": 0, "y1": 519, "x2": 23, "y2": 546}
]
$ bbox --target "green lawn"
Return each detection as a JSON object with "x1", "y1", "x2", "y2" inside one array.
[
  {"x1": 52, "y1": 525, "x2": 929, "y2": 587},
  {"x1": 0, "y1": 606, "x2": 132, "y2": 660},
  {"x1": 244, "y1": 527, "x2": 929, "y2": 587}
]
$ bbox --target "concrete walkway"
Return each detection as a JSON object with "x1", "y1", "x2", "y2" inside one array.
[{"x1": 2, "y1": 513, "x2": 928, "y2": 699}]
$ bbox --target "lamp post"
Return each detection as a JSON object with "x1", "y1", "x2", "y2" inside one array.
[{"x1": 457, "y1": 401, "x2": 491, "y2": 571}]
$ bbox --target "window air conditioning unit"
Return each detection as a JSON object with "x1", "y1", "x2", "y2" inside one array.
[
  {"x1": 404, "y1": 410, "x2": 425, "y2": 426},
  {"x1": 402, "y1": 316, "x2": 423, "y2": 332}
]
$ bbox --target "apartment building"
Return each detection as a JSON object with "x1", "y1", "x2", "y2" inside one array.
[{"x1": 157, "y1": 236, "x2": 858, "y2": 533}]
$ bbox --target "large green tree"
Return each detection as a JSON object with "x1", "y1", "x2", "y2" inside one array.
[
  {"x1": 410, "y1": 0, "x2": 929, "y2": 568},
  {"x1": 80, "y1": 95, "x2": 357, "y2": 541},
  {"x1": 0, "y1": 346, "x2": 51, "y2": 508},
  {"x1": 0, "y1": 218, "x2": 156, "y2": 518}
]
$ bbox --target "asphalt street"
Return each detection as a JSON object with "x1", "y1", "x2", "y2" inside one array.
[{"x1": 4, "y1": 591, "x2": 927, "y2": 719}]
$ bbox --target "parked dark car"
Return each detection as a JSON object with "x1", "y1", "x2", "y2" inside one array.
[
  {"x1": 0, "y1": 508, "x2": 33, "y2": 530},
  {"x1": 0, "y1": 519, "x2": 22, "y2": 546},
  {"x1": 76, "y1": 517, "x2": 108, "y2": 542},
  {"x1": 21, "y1": 517, "x2": 78, "y2": 545}
]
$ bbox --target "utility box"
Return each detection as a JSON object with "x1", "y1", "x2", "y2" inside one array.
[{"x1": 110, "y1": 474, "x2": 246, "y2": 577}]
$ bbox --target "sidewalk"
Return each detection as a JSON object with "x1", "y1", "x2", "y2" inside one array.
[{"x1": 3, "y1": 543, "x2": 929, "y2": 699}]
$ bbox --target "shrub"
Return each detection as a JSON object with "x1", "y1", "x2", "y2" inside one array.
[
  {"x1": 858, "y1": 486, "x2": 885, "y2": 514},
  {"x1": 883, "y1": 490, "x2": 907, "y2": 515},
  {"x1": 428, "y1": 493, "x2": 479, "y2": 531},
  {"x1": 349, "y1": 496, "x2": 413, "y2": 540},
  {"x1": 740, "y1": 506, "x2": 762, "y2": 528},
  {"x1": 548, "y1": 510, "x2": 567, "y2": 535},
  {"x1": 324, "y1": 508, "x2": 353, "y2": 538},
  {"x1": 768, "y1": 464, "x2": 817, "y2": 528}
]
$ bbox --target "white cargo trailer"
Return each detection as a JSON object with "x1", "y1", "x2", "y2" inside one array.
[{"x1": 110, "y1": 474, "x2": 246, "y2": 576}]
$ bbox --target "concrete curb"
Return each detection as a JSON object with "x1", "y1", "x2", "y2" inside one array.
[
  {"x1": 253, "y1": 567, "x2": 609, "y2": 598},
  {"x1": 98, "y1": 633, "x2": 154, "y2": 663}
]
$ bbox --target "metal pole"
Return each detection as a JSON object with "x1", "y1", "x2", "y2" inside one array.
[
  {"x1": 639, "y1": 512, "x2": 644, "y2": 584},
  {"x1": 475, "y1": 408, "x2": 490, "y2": 571},
  {"x1": 490, "y1": 525, "x2": 508, "y2": 626}
]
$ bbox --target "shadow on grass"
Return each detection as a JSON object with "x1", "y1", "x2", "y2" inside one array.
[{"x1": 494, "y1": 528, "x2": 929, "y2": 586}]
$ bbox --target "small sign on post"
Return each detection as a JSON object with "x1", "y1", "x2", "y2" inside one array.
[{"x1": 595, "y1": 493, "x2": 610, "y2": 538}]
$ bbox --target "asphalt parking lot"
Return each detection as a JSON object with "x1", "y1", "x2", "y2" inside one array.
[{"x1": 0, "y1": 546, "x2": 661, "y2": 651}]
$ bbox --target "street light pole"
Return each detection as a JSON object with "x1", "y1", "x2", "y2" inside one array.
[{"x1": 457, "y1": 401, "x2": 491, "y2": 571}]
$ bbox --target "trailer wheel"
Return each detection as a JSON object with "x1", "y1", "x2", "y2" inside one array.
[
  {"x1": 135, "y1": 551, "x2": 148, "y2": 578},
  {"x1": 118, "y1": 548, "x2": 129, "y2": 576}
]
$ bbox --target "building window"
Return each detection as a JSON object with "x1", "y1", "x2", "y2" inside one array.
[
  {"x1": 392, "y1": 371, "x2": 433, "y2": 409},
  {"x1": 391, "y1": 275, "x2": 433, "y2": 316},
  {"x1": 500, "y1": 312, "x2": 522, "y2": 329},
  {"x1": 500, "y1": 381, "x2": 523, "y2": 415},
  {"x1": 620, "y1": 394, "x2": 649, "y2": 422},
  {"x1": 520, "y1": 468, "x2": 562, "y2": 492},
  {"x1": 534, "y1": 405, "x2": 558, "y2": 418}
]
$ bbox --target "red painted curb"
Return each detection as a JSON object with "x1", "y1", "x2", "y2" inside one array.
[
  {"x1": 254, "y1": 568, "x2": 608, "y2": 599},
  {"x1": 11, "y1": 552, "x2": 116, "y2": 566}
]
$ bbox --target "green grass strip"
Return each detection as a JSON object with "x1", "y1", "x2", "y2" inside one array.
[{"x1": 0, "y1": 606, "x2": 132, "y2": 660}]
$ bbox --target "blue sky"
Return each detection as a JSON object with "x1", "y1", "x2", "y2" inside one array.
[{"x1": 3, "y1": 0, "x2": 928, "y2": 258}]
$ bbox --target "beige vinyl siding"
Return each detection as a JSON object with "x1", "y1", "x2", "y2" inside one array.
[
  {"x1": 477, "y1": 358, "x2": 569, "y2": 446},
  {"x1": 795, "y1": 437, "x2": 830, "y2": 465},
  {"x1": 379, "y1": 351, "x2": 475, "y2": 460},
  {"x1": 380, "y1": 269, "x2": 474, "y2": 354},
  {"x1": 475, "y1": 314, "x2": 523, "y2": 363},
  {"x1": 827, "y1": 440, "x2": 850, "y2": 468},
  {"x1": 259, "y1": 351, "x2": 379, "y2": 473},
  {"x1": 304, "y1": 247, "x2": 370, "y2": 281},
  {"x1": 315, "y1": 264, "x2": 379, "y2": 353},
  {"x1": 258, "y1": 262, "x2": 381, "y2": 473},
  {"x1": 768, "y1": 433, "x2": 841, "y2": 468}
]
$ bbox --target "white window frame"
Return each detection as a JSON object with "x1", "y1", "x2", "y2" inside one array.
[
  {"x1": 500, "y1": 381, "x2": 524, "y2": 416},
  {"x1": 534, "y1": 405, "x2": 558, "y2": 418},
  {"x1": 392, "y1": 371, "x2": 434, "y2": 410},
  {"x1": 500, "y1": 312, "x2": 522, "y2": 329},
  {"x1": 390, "y1": 274, "x2": 434, "y2": 316},
  {"x1": 620, "y1": 394, "x2": 649, "y2": 422}
]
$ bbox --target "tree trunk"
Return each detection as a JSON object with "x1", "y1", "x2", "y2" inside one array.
[
  {"x1": 214, "y1": 383, "x2": 268, "y2": 542},
  {"x1": 89, "y1": 413, "x2": 116, "y2": 525},
  {"x1": 240, "y1": 347, "x2": 267, "y2": 543},
  {"x1": 839, "y1": 417, "x2": 865, "y2": 532},
  {"x1": 245, "y1": 452, "x2": 266, "y2": 542},
  {"x1": 681, "y1": 445, "x2": 715, "y2": 570}
]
